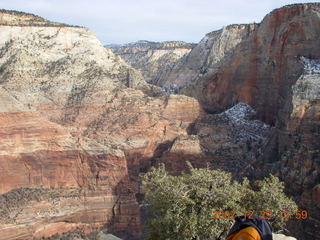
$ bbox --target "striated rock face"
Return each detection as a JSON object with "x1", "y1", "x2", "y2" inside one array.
[
  {"x1": 107, "y1": 40, "x2": 195, "y2": 83},
  {"x1": 154, "y1": 102, "x2": 271, "y2": 176},
  {"x1": 0, "y1": 11, "x2": 203, "y2": 240},
  {"x1": 154, "y1": 4, "x2": 320, "y2": 124},
  {"x1": 155, "y1": 24, "x2": 257, "y2": 89},
  {"x1": 0, "y1": 18, "x2": 144, "y2": 124},
  {"x1": 183, "y1": 3, "x2": 320, "y2": 126},
  {"x1": 1, "y1": 4, "x2": 319, "y2": 239},
  {"x1": 234, "y1": 57, "x2": 320, "y2": 240},
  {"x1": 152, "y1": 3, "x2": 320, "y2": 239},
  {"x1": 0, "y1": 86, "x2": 141, "y2": 239},
  {"x1": 274, "y1": 57, "x2": 320, "y2": 239}
]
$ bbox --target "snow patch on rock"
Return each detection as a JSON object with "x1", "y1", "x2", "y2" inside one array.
[
  {"x1": 219, "y1": 102, "x2": 271, "y2": 142},
  {"x1": 300, "y1": 56, "x2": 320, "y2": 75},
  {"x1": 293, "y1": 57, "x2": 320, "y2": 108},
  {"x1": 161, "y1": 84, "x2": 180, "y2": 95},
  {"x1": 223, "y1": 102, "x2": 256, "y2": 121}
]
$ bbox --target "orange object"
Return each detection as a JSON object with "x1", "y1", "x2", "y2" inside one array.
[{"x1": 226, "y1": 226, "x2": 262, "y2": 240}]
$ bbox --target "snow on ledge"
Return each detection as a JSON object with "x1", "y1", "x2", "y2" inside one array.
[
  {"x1": 300, "y1": 56, "x2": 320, "y2": 75},
  {"x1": 219, "y1": 102, "x2": 270, "y2": 142}
]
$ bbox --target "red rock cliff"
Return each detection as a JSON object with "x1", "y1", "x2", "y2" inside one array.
[{"x1": 0, "y1": 11, "x2": 204, "y2": 240}]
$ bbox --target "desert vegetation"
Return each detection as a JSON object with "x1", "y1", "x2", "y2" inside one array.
[{"x1": 141, "y1": 163, "x2": 298, "y2": 240}]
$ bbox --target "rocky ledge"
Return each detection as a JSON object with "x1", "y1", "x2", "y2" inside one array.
[{"x1": 0, "y1": 3, "x2": 319, "y2": 240}]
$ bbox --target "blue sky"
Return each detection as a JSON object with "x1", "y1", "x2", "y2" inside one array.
[{"x1": 1, "y1": 0, "x2": 319, "y2": 44}]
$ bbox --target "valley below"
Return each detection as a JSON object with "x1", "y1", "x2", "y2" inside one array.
[{"x1": 0, "y1": 3, "x2": 319, "y2": 240}]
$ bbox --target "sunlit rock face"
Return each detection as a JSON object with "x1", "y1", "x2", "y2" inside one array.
[
  {"x1": 151, "y1": 3, "x2": 320, "y2": 239},
  {"x1": 154, "y1": 24, "x2": 257, "y2": 90},
  {"x1": 107, "y1": 40, "x2": 195, "y2": 83},
  {"x1": 1, "y1": 3, "x2": 320, "y2": 239},
  {"x1": 251, "y1": 56, "x2": 320, "y2": 240},
  {"x1": 0, "y1": 10, "x2": 204, "y2": 240},
  {"x1": 272, "y1": 233, "x2": 297, "y2": 240},
  {"x1": 156, "y1": 3, "x2": 320, "y2": 126},
  {"x1": 0, "y1": 85, "x2": 141, "y2": 239},
  {"x1": 0, "y1": 10, "x2": 72, "y2": 26}
]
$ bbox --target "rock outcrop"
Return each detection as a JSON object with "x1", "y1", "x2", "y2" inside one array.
[
  {"x1": 275, "y1": 57, "x2": 320, "y2": 239},
  {"x1": 0, "y1": 10, "x2": 203, "y2": 240},
  {"x1": 153, "y1": 102, "x2": 271, "y2": 177},
  {"x1": 152, "y1": 3, "x2": 320, "y2": 239},
  {"x1": 273, "y1": 233, "x2": 297, "y2": 240},
  {"x1": 1, "y1": 4, "x2": 320, "y2": 239},
  {"x1": 107, "y1": 40, "x2": 195, "y2": 83},
  {"x1": 0, "y1": 9, "x2": 74, "y2": 27},
  {"x1": 160, "y1": 4, "x2": 320, "y2": 126},
  {"x1": 97, "y1": 233, "x2": 123, "y2": 240},
  {"x1": 154, "y1": 24, "x2": 257, "y2": 89}
]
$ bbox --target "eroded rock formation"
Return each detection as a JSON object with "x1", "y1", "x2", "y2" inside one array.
[
  {"x1": 1, "y1": 3, "x2": 320, "y2": 239},
  {"x1": 276, "y1": 57, "x2": 320, "y2": 239},
  {"x1": 158, "y1": 3, "x2": 320, "y2": 126},
  {"x1": 155, "y1": 24, "x2": 257, "y2": 90},
  {"x1": 152, "y1": 3, "x2": 320, "y2": 239},
  {"x1": 107, "y1": 40, "x2": 195, "y2": 83},
  {"x1": 0, "y1": 10, "x2": 203, "y2": 240}
]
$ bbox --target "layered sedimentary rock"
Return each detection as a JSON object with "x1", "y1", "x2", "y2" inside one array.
[
  {"x1": 0, "y1": 12, "x2": 144, "y2": 123},
  {"x1": 0, "y1": 73, "x2": 142, "y2": 239},
  {"x1": 1, "y1": 4, "x2": 320, "y2": 239},
  {"x1": 275, "y1": 57, "x2": 320, "y2": 239},
  {"x1": 155, "y1": 24, "x2": 257, "y2": 89},
  {"x1": 170, "y1": 3, "x2": 320, "y2": 126},
  {"x1": 107, "y1": 40, "x2": 195, "y2": 83},
  {"x1": 153, "y1": 3, "x2": 320, "y2": 239},
  {"x1": 154, "y1": 102, "x2": 271, "y2": 176},
  {"x1": 0, "y1": 10, "x2": 203, "y2": 239}
]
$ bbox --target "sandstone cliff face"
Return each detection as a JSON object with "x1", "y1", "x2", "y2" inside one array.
[
  {"x1": 1, "y1": 5, "x2": 319, "y2": 239},
  {"x1": 154, "y1": 24, "x2": 257, "y2": 89},
  {"x1": 152, "y1": 3, "x2": 320, "y2": 239},
  {"x1": 181, "y1": 3, "x2": 320, "y2": 126},
  {"x1": 154, "y1": 102, "x2": 271, "y2": 176},
  {"x1": 107, "y1": 40, "x2": 195, "y2": 83},
  {"x1": 0, "y1": 17, "x2": 144, "y2": 123},
  {"x1": 0, "y1": 85, "x2": 141, "y2": 239},
  {"x1": 276, "y1": 58, "x2": 320, "y2": 239},
  {"x1": 0, "y1": 11, "x2": 203, "y2": 240}
]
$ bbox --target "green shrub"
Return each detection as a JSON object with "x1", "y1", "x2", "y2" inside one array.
[{"x1": 141, "y1": 163, "x2": 297, "y2": 240}]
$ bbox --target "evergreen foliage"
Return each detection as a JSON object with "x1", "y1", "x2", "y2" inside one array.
[{"x1": 141, "y1": 163, "x2": 297, "y2": 240}]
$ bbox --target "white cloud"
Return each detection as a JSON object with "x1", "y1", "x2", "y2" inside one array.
[{"x1": 1, "y1": 0, "x2": 319, "y2": 44}]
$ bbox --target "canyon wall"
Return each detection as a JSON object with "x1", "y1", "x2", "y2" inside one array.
[
  {"x1": 107, "y1": 40, "x2": 195, "y2": 83},
  {"x1": 153, "y1": 4, "x2": 320, "y2": 239},
  {"x1": 155, "y1": 24, "x2": 257, "y2": 89},
  {"x1": 1, "y1": 4, "x2": 319, "y2": 239},
  {"x1": 0, "y1": 11, "x2": 203, "y2": 240},
  {"x1": 158, "y1": 3, "x2": 320, "y2": 125}
]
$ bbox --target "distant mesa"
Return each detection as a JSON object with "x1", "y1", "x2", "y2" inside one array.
[
  {"x1": 106, "y1": 40, "x2": 196, "y2": 82},
  {"x1": 106, "y1": 40, "x2": 196, "y2": 51}
]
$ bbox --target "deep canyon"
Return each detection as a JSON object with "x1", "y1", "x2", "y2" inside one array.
[{"x1": 0, "y1": 3, "x2": 319, "y2": 240}]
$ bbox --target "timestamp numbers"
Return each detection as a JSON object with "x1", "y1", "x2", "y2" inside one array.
[
  {"x1": 210, "y1": 210, "x2": 308, "y2": 220},
  {"x1": 278, "y1": 210, "x2": 308, "y2": 219}
]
